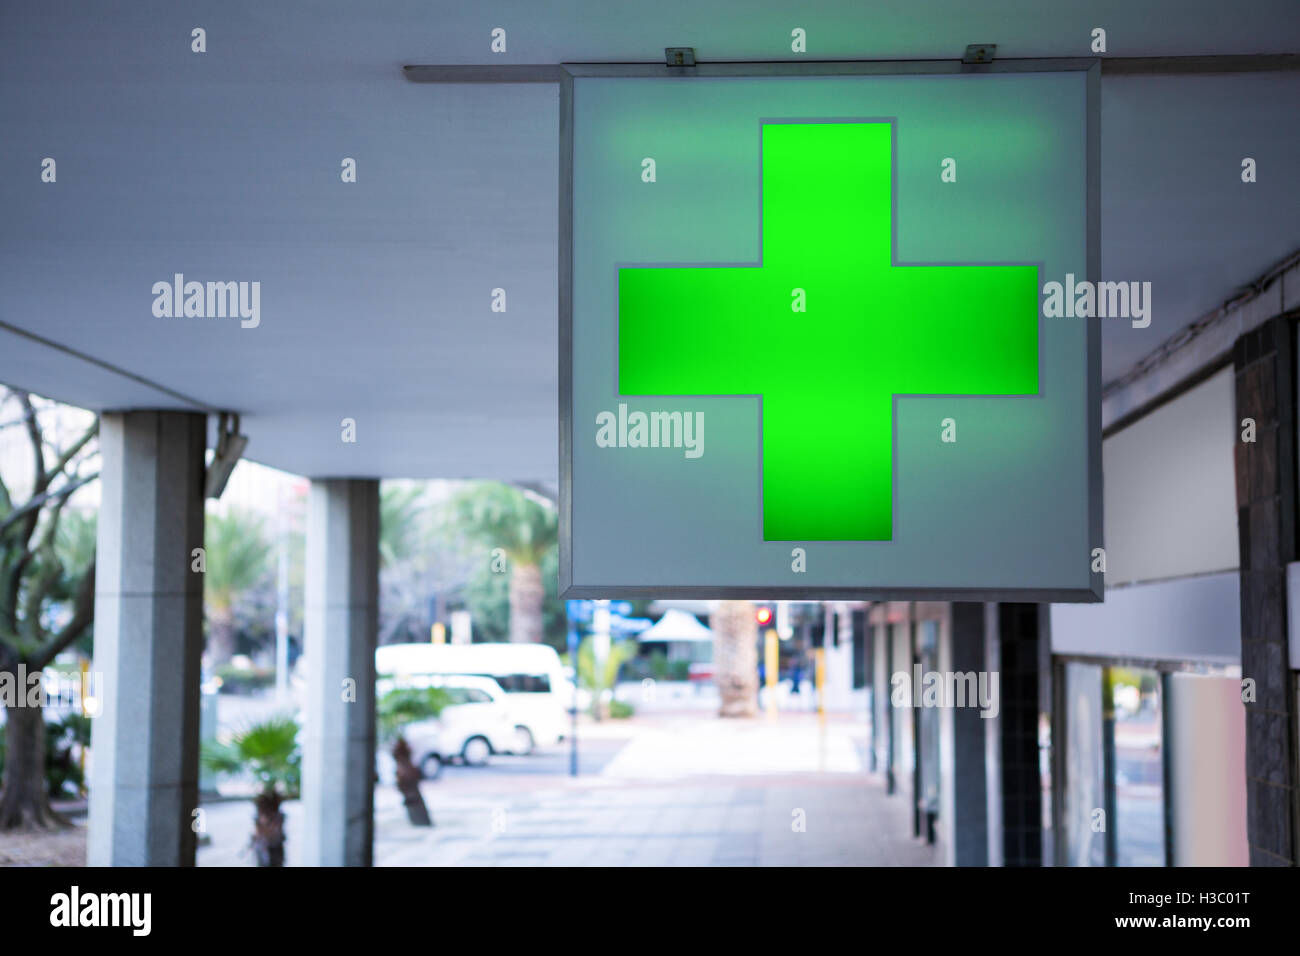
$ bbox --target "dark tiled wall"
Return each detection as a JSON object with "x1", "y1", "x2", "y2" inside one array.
[
  {"x1": 1234, "y1": 316, "x2": 1300, "y2": 867},
  {"x1": 999, "y1": 602, "x2": 1044, "y2": 866},
  {"x1": 950, "y1": 602, "x2": 990, "y2": 865}
]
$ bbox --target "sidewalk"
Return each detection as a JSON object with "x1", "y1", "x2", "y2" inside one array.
[
  {"x1": 374, "y1": 769, "x2": 935, "y2": 867},
  {"x1": 197, "y1": 711, "x2": 938, "y2": 867}
]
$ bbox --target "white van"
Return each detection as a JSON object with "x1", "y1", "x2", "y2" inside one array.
[{"x1": 375, "y1": 642, "x2": 572, "y2": 752}]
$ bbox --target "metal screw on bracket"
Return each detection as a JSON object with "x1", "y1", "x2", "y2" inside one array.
[
  {"x1": 962, "y1": 43, "x2": 997, "y2": 65},
  {"x1": 665, "y1": 47, "x2": 696, "y2": 68}
]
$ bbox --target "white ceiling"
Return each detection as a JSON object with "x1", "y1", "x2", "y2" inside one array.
[{"x1": 0, "y1": 1, "x2": 1297, "y2": 482}]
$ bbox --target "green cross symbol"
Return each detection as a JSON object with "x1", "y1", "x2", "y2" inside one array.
[{"x1": 617, "y1": 121, "x2": 1040, "y2": 541}]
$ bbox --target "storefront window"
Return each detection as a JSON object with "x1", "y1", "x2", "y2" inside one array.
[
  {"x1": 1111, "y1": 667, "x2": 1165, "y2": 866},
  {"x1": 1064, "y1": 662, "x2": 1105, "y2": 866},
  {"x1": 917, "y1": 620, "x2": 941, "y2": 834},
  {"x1": 1062, "y1": 661, "x2": 1168, "y2": 866},
  {"x1": 891, "y1": 623, "x2": 913, "y2": 787}
]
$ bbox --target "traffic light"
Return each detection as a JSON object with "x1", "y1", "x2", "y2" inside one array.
[{"x1": 755, "y1": 604, "x2": 778, "y2": 647}]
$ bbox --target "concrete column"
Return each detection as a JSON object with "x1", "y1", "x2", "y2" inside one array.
[
  {"x1": 1233, "y1": 316, "x2": 1300, "y2": 866},
  {"x1": 984, "y1": 603, "x2": 1004, "y2": 867},
  {"x1": 939, "y1": 603, "x2": 989, "y2": 866},
  {"x1": 88, "y1": 411, "x2": 206, "y2": 866},
  {"x1": 875, "y1": 620, "x2": 894, "y2": 792},
  {"x1": 822, "y1": 604, "x2": 852, "y2": 710},
  {"x1": 301, "y1": 478, "x2": 379, "y2": 867}
]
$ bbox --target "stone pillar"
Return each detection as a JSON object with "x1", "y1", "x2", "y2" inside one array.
[
  {"x1": 88, "y1": 411, "x2": 206, "y2": 866},
  {"x1": 301, "y1": 478, "x2": 379, "y2": 867},
  {"x1": 876, "y1": 619, "x2": 896, "y2": 793},
  {"x1": 1233, "y1": 316, "x2": 1300, "y2": 866},
  {"x1": 939, "y1": 602, "x2": 990, "y2": 865}
]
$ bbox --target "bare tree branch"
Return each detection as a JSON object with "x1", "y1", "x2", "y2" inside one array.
[
  {"x1": 47, "y1": 419, "x2": 98, "y2": 484},
  {"x1": 15, "y1": 391, "x2": 47, "y2": 493},
  {"x1": 0, "y1": 472, "x2": 98, "y2": 539},
  {"x1": 30, "y1": 559, "x2": 95, "y2": 670},
  {"x1": 5, "y1": 548, "x2": 32, "y2": 636},
  {"x1": 2, "y1": 397, "x2": 47, "y2": 602},
  {"x1": 19, "y1": 490, "x2": 70, "y2": 636}
]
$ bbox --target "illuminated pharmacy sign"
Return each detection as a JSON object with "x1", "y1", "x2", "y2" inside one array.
[{"x1": 561, "y1": 64, "x2": 1100, "y2": 600}]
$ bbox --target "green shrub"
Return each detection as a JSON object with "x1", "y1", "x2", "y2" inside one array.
[
  {"x1": 608, "y1": 699, "x2": 634, "y2": 719},
  {"x1": 649, "y1": 651, "x2": 670, "y2": 680},
  {"x1": 46, "y1": 713, "x2": 91, "y2": 797},
  {"x1": 214, "y1": 664, "x2": 276, "y2": 695}
]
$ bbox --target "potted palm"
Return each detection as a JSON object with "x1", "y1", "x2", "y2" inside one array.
[
  {"x1": 201, "y1": 714, "x2": 300, "y2": 866},
  {"x1": 378, "y1": 685, "x2": 451, "y2": 827}
]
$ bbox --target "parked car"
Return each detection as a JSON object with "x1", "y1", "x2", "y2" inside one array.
[
  {"x1": 376, "y1": 642, "x2": 574, "y2": 753},
  {"x1": 399, "y1": 675, "x2": 518, "y2": 779}
]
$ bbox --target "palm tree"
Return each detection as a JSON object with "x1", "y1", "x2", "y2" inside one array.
[
  {"x1": 377, "y1": 685, "x2": 451, "y2": 826},
  {"x1": 713, "y1": 601, "x2": 759, "y2": 718},
  {"x1": 201, "y1": 714, "x2": 300, "y2": 866},
  {"x1": 576, "y1": 636, "x2": 638, "y2": 720},
  {"x1": 203, "y1": 508, "x2": 272, "y2": 667},
  {"x1": 444, "y1": 483, "x2": 557, "y2": 643},
  {"x1": 380, "y1": 484, "x2": 425, "y2": 569}
]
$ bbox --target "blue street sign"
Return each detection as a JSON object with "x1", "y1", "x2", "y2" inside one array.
[{"x1": 566, "y1": 599, "x2": 594, "y2": 622}]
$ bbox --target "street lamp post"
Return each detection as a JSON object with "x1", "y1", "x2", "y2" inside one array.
[{"x1": 567, "y1": 620, "x2": 579, "y2": 777}]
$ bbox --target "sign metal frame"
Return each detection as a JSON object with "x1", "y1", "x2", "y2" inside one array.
[{"x1": 558, "y1": 59, "x2": 1103, "y2": 601}]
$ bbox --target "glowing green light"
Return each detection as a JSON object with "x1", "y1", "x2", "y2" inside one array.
[{"x1": 618, "y1": 121, "x2": 1039, "y2": 541}]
